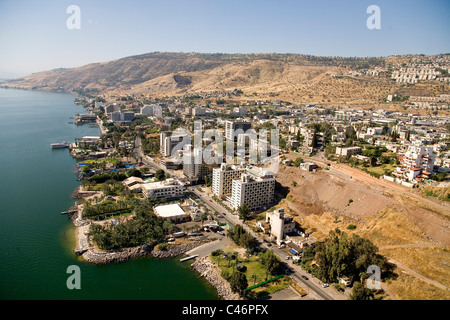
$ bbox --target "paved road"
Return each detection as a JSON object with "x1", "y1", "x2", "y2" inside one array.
[
  {"x1": 133, "y1": 135, "x2": 168, "y2": 173},
  {"x1": 133, "y1": 140, "x2": 346, "y2": 300},
  {"x1": 191, "y1": 187, "x2": 346, "y2": 301},
  {"x1": 185, "y1": 237, "x2": 233, "y2": 258}
]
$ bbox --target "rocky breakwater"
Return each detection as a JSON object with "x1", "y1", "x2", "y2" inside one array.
[
  {"x1": 71, "y1": 186, "x2": 100, "y2": 199},
  {"x1": 82, "y1": 245, "x2": 153, "y2": 264},
  {"x1": 191, "y1": 256, "x2": 241, "y2": 300},
  {"x1": 151, "y1": 240, "x2": 211, "y2": 259}
]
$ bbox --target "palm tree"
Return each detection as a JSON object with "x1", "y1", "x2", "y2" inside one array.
[
  {"x1": 200, "y1": 213, "x2": 207, "y2": 228},
  {"x1": 251, "y1": 274, "x2": 258, "y2": 285},
  {"x1": 359, "y1": 271, "x2": 367, "y2": 285}
]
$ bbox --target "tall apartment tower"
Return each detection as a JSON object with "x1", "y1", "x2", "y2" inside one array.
[
  {"x1": 230, "y1": 171, "x2": 275, "y2": 211},
  {"x1": 182, "y1": 144, "x2": 217, "y2": 180},
  {"x1": 225, "y1": 120, "x2": 252, "y2": 141},
  {"x1": 212, "y1": 163, "x2": 247, "y2": 198},
  {"x1": 160, "y1": 131, "x2": 189, "y2": 157}
]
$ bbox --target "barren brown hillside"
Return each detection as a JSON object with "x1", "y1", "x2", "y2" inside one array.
[
  {"x1": 276, "y1": 165, "x2": 450, "y2": 245},
  {"x1": 122, "y1": 60, "x2": 341, "y2": 100},
  {"x1": 3, "y1": 52, "x2": 449, "y2": 109},
  {"x1": 274, "y1": 165, "x2": 450, "y2": 299}
]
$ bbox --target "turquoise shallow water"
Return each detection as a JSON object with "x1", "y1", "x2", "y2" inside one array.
[{"x1": 0, "y1": 88, "x2": 218, "y2": 300}]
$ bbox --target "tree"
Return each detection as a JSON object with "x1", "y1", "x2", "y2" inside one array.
[
  {"x1": 155, "y1": 169, "x2": 166, "y2": 181},
  {"x1": 251, "y1": 274, "x2": 258, "y2": 285},
  {"x1": 229, "y1": 270, "x2": 248, "y2": 296},
  {"x1": 238, "y1": 204, "x2": 250, "y2": 222},
  {"x1": 258, "y1": 250, "x2": 282, "y2": 276},
  {"x1": 345, "y1": 138, "x2": 353, "y2": 147},
  {"x1": 239, "y1": 232, "x2": 256, "y2": 251},
  {"x1": 313, "y1": 228, "x2": 388, "y2": 284},
  {"x1": 127, "y1": 168, "x2": 141, "y2": 177},
  {"x1": 199, "y1": 213, "x2": 207, "y2": 227},
  {"x1": 310, "y1": 132, "x2": 319, "y2": 148},
  {"x1": 227, "y1": 224, "x2": 255, "y2": 251},
  {"x1": 350, "y1": 282, "x2": 374, "y2": 300},
  {"x1": 369, "y1": 156, "x2": 377, "y2": 167},
  {"x1": 293, "y1": 157, "x2": 304, "y2": 166}
]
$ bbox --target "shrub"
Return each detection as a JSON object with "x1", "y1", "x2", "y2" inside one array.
[
  {"x1": 157, "y1": 243, "x2": 171, "y2": 251},
  {"x1": 211, "y1": 249, "x2": 224, "y2": 257}
]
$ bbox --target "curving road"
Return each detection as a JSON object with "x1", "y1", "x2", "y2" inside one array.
[
  {"x1": 133, "y1": 138, "x2": 346, "y2": 300},
  {"x1": 191, "y1": 187, "x2": 346, "y2": 300}
]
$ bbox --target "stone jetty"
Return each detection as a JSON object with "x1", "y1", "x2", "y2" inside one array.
[
  {"x1": 82, "y1": 246, "x2": 151, "y2": 264},
  {"x1": 191, "y1": 256, "x2": 241, "y2": 300},
  {"x1": 151, "y1": 240, "x2": 212, "y2": 259}
]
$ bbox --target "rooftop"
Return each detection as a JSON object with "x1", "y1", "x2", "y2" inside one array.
[{"x1": 154, "y1": 203, "x2": 187, "y2": 218}]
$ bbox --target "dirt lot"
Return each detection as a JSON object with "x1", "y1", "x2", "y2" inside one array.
[{"x1": 274, "y1": 165, "x2": 450, "y2": 299}]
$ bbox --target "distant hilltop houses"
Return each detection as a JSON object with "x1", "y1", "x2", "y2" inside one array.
[
  {"x1": 72, "y1": 76, "x2": 449, "y2": 192},
  {"x1": 332, "y1": 54, "x2": 450, "y2": 84}
]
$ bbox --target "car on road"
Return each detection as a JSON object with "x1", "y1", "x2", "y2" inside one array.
[
  {"x1": 301, "y1": 275, "x2": 309, "y2": 280},
  {"x1": 209, "y1": 200, "x2": 212, "y2": 202}
]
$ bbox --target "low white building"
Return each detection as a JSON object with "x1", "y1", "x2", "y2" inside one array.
[
  {"x1": 335, "y1": 146, "x2": 362, "y2": 157},
  {"x1": 122, "y1": 176, "x2": 145, "y2": 191},
  {"x1": 142, "y1": 178, "x2": 186, "y2": 199},
  {"x1": 153, "y1": 203, "x2": 188, "y2": 223},
  {"x1": 367, "y1": 127, "x2": 384, "y2": 135}
]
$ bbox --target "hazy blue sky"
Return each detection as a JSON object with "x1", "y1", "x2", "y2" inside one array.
[{"x1": 0, "y1": 0, "x2": 449, "y2": 77}]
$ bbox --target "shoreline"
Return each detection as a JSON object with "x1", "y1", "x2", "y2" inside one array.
[
  {"x1": 70, "y1": 199, "x2": 235, "y2": 299},
  {"x1": 70, "y1": 198, "x2": 214, "y2": 264},
  {"x1": 65, "y1": 106, "x2": 230, "y2": 297},
  {"x1": 191, "y1": 256, "x2": 241, "y2": 300}
]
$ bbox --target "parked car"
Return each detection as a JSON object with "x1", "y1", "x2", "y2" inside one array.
[
  {"x1": 301, "y1": 275, "x2": 309, "y2": 280},
  {"x1": 322, "y1": 283, "x2": 329, "y2": 288}
]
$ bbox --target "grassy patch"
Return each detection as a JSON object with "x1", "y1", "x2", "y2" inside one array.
[
  {"x1": 386, "y1": 271, "x2": 450, "y2": 300},
  {"x1": 210, "y1": 248, "x2": 286, "y2": 296},
  {"x1": 210, "y1": 253, "x2": 268, "y2": 285},
  {"x1": 358, "y1": 163, "x2": 396, "y2": 176},
  {"x1": 252, "y1": 276, "x2": 291, "y2": 297}
]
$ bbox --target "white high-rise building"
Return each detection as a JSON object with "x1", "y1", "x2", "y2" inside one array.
[
  {"x1": 182, "y1": 144, "x2": 217, "y2": 180},
  {"x1": 141, "y1": 104, "x2": 163, "y2": 117},
  {"x1": 225, "y1": 120, "x2": 252, "y2": 141},
  {"x1": 230, "y1": 170, "x2": 275, "y2": 211},
  {"x1": 160, "y1": 131, "x2": 189, "y2": 157},
  {"x1": 212, "y1": 164, "x2": 247, "y2": 198}
]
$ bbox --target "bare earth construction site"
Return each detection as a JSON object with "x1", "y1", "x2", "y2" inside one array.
[{"x1": 278, "y1": 154, "x2": 450, "y2": 299}]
